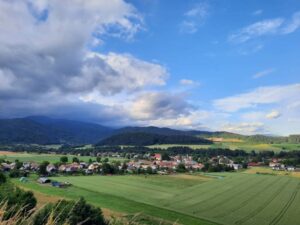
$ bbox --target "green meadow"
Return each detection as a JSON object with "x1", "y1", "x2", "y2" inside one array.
[
  {"x1": 0, "y1": 153, "x2": 124, "y2": 163},
  {"x1": 148, "y1": 142, "x2": 300, "y2": 152},
  {"x1": 14, "y1": 173, "x2": 300, "y2": 225}
]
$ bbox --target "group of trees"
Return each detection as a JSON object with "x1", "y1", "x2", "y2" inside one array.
[
  {"x1": 97, "y1": 132, "x2": 212, "y2": 146},
  {"x1": 201, "y1": 163, "x2": 235, "y2": 172},
  {"x1": 0, "y1": 172, "x2": 107, "y2": 225}
]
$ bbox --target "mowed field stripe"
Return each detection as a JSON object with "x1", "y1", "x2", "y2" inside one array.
[
  {"x1": 174, "y1": 175, "x2": 253, "y2": 211},
  {"x1": 214, "y1": 175, "x2": 282, "y2": 219},
  {"x1": 233, "y1": 178, "x2": 291, "y2": 225},
  {"x1": 168, "y1": 175, "x2": 249, "y2": 208},
  {"x1": 269, "y1": 182, "x2": 300, "y2": 225}
]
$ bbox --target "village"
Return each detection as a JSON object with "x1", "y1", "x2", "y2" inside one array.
[{"x1": 1, "y1": 152, "x2": 299, "y2": 181}]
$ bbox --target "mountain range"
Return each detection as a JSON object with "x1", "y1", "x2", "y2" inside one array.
[{"x1": 0, "y1": 116, "x2": 299, "y2": 145}]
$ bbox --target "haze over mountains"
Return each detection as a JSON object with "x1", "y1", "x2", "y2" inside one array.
[{"x1": 0, "y1": 116, "x2": 299, "y2": 145}]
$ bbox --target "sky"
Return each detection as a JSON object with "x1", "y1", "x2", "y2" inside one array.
[{"x1": 0, "y1": 0, "x2": 300, "y2": 135}]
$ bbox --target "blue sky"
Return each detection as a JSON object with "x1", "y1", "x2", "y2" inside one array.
[{"x1": 0, "y1": 0, "x2": 300, "y2": 135}]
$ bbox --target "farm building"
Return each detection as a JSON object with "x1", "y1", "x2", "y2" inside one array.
[
  {"x1": 38, "y1": 177, "x2": 51, "y2": 184},
  {"x1": 51, "y1": 181, "x2": 71, "y2": 188}
]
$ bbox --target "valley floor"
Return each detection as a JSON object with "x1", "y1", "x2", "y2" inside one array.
[{"x1": 13, "y1": 172, "x2": 300, "y2": 225}]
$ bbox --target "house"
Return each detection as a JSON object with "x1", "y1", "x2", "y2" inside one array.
[
  {"x1": 247, "y1": 162, "x2": 261, "y2": 167},
  {"x1": 192, "y1": 163, "x2": 204, "y2": 170},
  {"x1": 66, "y1": 163, "x2": 81, "y2": 172},
  {"x1": 286, "y1": 166, "x2": 295, "y2": 171},
  {"x1": 269, "y1": 162, "x2": 281, "y2": 168},
  {"x1": 219, "y1": 157, "x2": 233, "y2": 165},
  {"x1": 154, "y1": 153, "x2": 162, "y2": 161},
  {"x1": 228, "y1": 163, "x2": 242, "y2": 170},
  {"x1": 158, "y1": 161, "x2": 177, "y2": 169},
  {"x1": 88, "y1": 162, "x2": 101, "y2": 171},
  {"x1": 46, "y1": 164, "x2": 57, "y2": 173},
  {"x1": 38, "y1": 177, "x2": 51, "y2": 184},
  {"x1": 80, "y1": 162, "x2": 88, "y2": 169},
  {"x1": 58, "y1": 164, "x2": 67, "y2": 172},
  {"x1": 59, "y1": 163, "x2": 81, "y2": 173},
  {"x1": 1, "y1": 163, "x2": 15, "y2": 171}
]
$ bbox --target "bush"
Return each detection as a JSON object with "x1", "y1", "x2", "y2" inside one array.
[
  {"x1": 33, "y1": 198, "x2": 107, "y2": 225},
  {"x1": 0, "y1": 172, "x2": 6, "y2": 184},
  {"x1": 0, "y1": 184, "x2": 37, "y2": 220}
]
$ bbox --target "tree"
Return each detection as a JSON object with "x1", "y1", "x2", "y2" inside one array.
[
  {"x1": 103, "y1": 158, "x2": 109, "y2": 163},
  {"x1": 39, "y1": 161, "x2": 50, "y2": 175},
  {"x1": 96, "y1": 156, "x2": 101, "y2": 162},
  {"x1": 15, "y1": 159, "x2": 23, "y2": 169},
  {"x1": 176, "y1": 163, "x2": 186, "y2": 173},
  {"x1": 60, "y1": 156, "x2": 68, "y2": 163},
  {"x1": 102, "y1": 163, "x2": 113, "y2": 174},
  {"x1": 0, "y1": 172, "x2": 6, "y2": 184},
  {"x1": 146, "y1": 166, "x2": 153, "y2": 174},
  {"x1": 161, "y1": 152, "x2": 170, "y2": 160},
  {"x1": 2, "y1": 186, "x2": 37, "y2": 220},
  {"x1": 68, "y1": 197, "x2": 106, "y2": 225},
  {"x1": 72, "y1": 157, "x2": 79, "y2": 163},
  {"x1": 33, "y1": 198, "x2": 107, "y2": 225}
]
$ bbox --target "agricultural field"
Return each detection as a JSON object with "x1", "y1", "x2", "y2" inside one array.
[
  {"x1": 0, "y1": 152, "x2": 125, "y2": 163},
  {"x1": 14, "y1": 172, "x2": 300, "y2": 225},
  {"x1": 148, "y1": 141, "x2": 300, "y2": 152}
]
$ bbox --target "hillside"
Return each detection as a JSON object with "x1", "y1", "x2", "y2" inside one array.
[
  {"x1": 0, "y1": 116, "x2": 299, "y2": 146},
  {"x1": 97, "y1": 132, "x2": 212, "y2": 146},
  {"x1": 0, "y1": 116, "x2": 113, "y2": 145}
]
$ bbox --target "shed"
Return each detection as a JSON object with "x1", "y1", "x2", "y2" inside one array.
[
  {"x1": 19, "y1": 177, "x2": 28, "y2": 183},
  {"x1": 38, "y1": 177, "x2": 51, "y2": 184}
]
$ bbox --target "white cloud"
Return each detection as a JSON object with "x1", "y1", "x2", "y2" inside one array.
[
  {"x1": 266, "y1": 110, "x2": 281, "y2": 119},
  {"x1": 127, "y1": 92, "x2": 191, "y2": 120},
  {"x1": 221, "y1": 122, "x2": 266, "y2": 135},
  {"x1": 241, "y1": 111, "x2": 265, "y2": 121},
  {"x1": 0, "y1": 0, "x2": 168, "y2": 101},
  {"x1": 180, "y1": 79, "x2": 200, "y2": 86},
  {"x1": 214, "y1": 83, "x2": 300, "y2": 112},
  {"x1": 252, "y1": 68, "x2": 275, "y2": 79},
  {"x1": 253, "y1": 10, "x2": 263, "y2": 16},
  {"x1": 282, "y1": 11, "x2": 300, "y2": 34},
  {"x1": 229, "y1": 11, "x2": 300, "y2": 43},
  {"x1": 229, "y1": 18, "x2": 284, "y2": 43},
  {"x1": 180, "y1": 2, "x2": 210, "y2": 34}
]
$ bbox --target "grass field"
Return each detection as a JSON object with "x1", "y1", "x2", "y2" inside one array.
[
  {"x1": 14, "y1": 172, "x2": 300, "y2": 225},
  {"x1": 148, "y1": 142, "x2": 300, "y2": 152},
  {"x1": 0, "y1": 152, "x2": 125, "y2": 163}
]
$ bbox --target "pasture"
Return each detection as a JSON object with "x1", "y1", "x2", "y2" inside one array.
[
  {"x1": 15, "y1": 173, "x2": 300, "y2": 225},
  {"x1": 148, "y1": 142, "x2": 300, "y2": 152},
  {"x1": 0, "y1": 152, "x2": 125, "y2": 163}
]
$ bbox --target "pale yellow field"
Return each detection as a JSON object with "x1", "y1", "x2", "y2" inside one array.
[{"x1": 244, "y1": 167, "x2": 300, "y2": 178}]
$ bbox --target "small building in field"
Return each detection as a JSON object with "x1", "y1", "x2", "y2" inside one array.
[
  {"x1": 38, "y1": 177, "x2": 51, "y2": 184},
  {"x1": 19, "y1": 177, "x2": 28, "y2": 183}
]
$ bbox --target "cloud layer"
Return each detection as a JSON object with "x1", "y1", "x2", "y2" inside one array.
[{"x1": 229, "y1": 11, "x2": 300, "y2": 43}]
